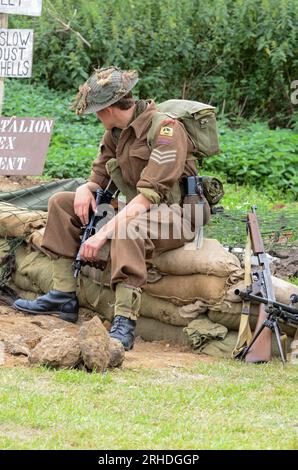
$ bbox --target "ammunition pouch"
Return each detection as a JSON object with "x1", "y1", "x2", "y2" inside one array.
[{"x1": 182, "y1": 176, "x2": 211, "y2": 228}]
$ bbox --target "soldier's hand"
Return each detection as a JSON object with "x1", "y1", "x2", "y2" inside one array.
[
  {"x1": 79, "y1": 232, "x2": 108, "y2": 262},
  {"x1": 74, "y1": 185, "x2": 97, "y2": 226}
]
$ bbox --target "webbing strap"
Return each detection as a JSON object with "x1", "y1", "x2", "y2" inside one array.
[{"x1": 232, "y1": 234, "x2": 253, "y2": 358}]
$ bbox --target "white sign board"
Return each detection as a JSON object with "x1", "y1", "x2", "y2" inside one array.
[
  {"x1": 0, "y1": 116, "x2": 54, "y2": 175},
  {"x1": 0, "y1": 0, "x2": 42, "y2": 17},
  {"x1": 0, "y1": 29, "x2": 33, "y2": 77}
]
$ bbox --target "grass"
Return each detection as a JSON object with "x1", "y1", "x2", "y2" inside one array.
[
  {"x1": 0, "y1": 360, "x2": 297, "y2": 450},
  {"x1": 214, "y1": 180, "x2": 296, "y2": 211}
]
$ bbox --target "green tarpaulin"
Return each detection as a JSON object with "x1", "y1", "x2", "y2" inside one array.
[{"x1": 0, "y1": 179, "x2": 85, "y2": 211}]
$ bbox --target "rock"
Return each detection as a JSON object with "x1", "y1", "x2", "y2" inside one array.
[
  {"x1": 29, "y1": 329, "x2": 81, "y2": 369},
  {"x1": 0, "y1": 308, "x2": 125, "y2": 372},
  {"x1": 109, "y1": 338, "x2": 125, "y2": 368},
  {"x1": 5, "y1": 335, "x2": 30, "y2": 356},
  {"x1": 79, "y1": 316, "x2": 110, "y2": 372}
]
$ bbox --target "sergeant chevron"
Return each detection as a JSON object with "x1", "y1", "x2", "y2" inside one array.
[{"x1": 150, "y1": 148, "x2": 177, "y2": 164}]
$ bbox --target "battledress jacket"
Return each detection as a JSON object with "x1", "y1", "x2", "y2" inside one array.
[{"x1": 88, "y1": 100, "x2": 197, "y2": 205}]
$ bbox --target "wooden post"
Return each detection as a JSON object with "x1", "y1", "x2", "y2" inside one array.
[{"x1": 0, "y1": 13, "x2": 9, "y2": 116}]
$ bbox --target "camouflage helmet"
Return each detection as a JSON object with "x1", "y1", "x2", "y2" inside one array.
[{"x1": 72, "y1": 66, "x2": 138, "y2": 115}]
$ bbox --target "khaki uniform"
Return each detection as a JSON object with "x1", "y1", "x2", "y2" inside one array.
[
  {"x1": 90, "y1": 100, "x2": 197, "y2": 203},
  {"x1": 41, "y1": 100, "x2": 203, "y2": 320}
]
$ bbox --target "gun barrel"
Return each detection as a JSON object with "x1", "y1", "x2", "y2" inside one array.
[{"x1": 235, "y1": 289, "x2": 298, "y2": 318}]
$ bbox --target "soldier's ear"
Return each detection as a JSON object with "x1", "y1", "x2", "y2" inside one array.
[{"x1": 103, "y1": 106, "x2": 113, "y2": 117}]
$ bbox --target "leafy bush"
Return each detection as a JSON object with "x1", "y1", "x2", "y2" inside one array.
[
  {"x1": 3, "y1": 81, "x2": 297, "y2": 199},
  {"x1": 203, "y1": 123, "x2": 298, "y2": 199},
  {"x1": 9, "y1": 0, "x2": 298, "y2": 126}
]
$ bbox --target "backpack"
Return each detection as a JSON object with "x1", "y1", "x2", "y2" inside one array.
[{"x1": 147, "y1": 99, "x2": 220, "y2": 159}]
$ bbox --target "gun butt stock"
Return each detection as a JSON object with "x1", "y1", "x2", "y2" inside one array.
[{"x1": 245, "y1": 304, "x2": 272, "y2": 363}]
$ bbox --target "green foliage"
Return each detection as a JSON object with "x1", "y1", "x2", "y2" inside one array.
[
  {"x1": 4, "y1": 80, "x2": 297, "y2": 199},
  {"x1": 9, "y1": 0, "x2": 298, "y2": 126},
  {"x1": 204, "y1": 122, "x2": 298, "y2": 199}
]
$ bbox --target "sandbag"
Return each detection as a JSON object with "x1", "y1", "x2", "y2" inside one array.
[
  {"x1": 0, "y1": 202, "x2": 47, "y2": 238},
  {"x1": 0, "y1": 238, "x2": 10, "y2": 259},
  {"x1": 142, "y1": 293, "x2": 205, "y2": 326},
  {"x1": 14, "y1": 246, "x2": 53, "y2": 294},
  {"x1": 183, "y1": 316, "x2": 228, "y2": 350},
  {"x1": 80, "y1": 275, "x2": 204, "y2": 326},
  {"x1": 198, "y1": 331, "x2": 295, "y2": 359},
  {"x1": 152, "y1": 238, "x2": 244, "y2": 281},
  {"x1": 200, "y1": 331, "x2": 238, "y2": 358},
  {"x1": 144, "y1": 273, "x2": 228, "y2": 305},
  {"x1": 26, "y1": 227, "x2": 46, "y2": 253},
  {"x1": 13, "y1": 271, "x2": 42, "y2": 294}
]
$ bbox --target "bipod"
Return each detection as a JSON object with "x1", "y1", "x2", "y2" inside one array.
[{"x1": 238, "y1": 305, "x2": 286, "y2": 364}]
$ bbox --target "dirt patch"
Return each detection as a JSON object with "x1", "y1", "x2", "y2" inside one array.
[
  {"x1": 0, "y1": 176, "x2": 52, "y2": 193},
  {"x1": 123, "y1": 338, "x2": 213, "y2": 370},
  {"x1": 270, "y1": 246, "x2": 298, "y2": 280},
  {"x1": 0, "y1": 305, "x2": 206, "y2": 371}
]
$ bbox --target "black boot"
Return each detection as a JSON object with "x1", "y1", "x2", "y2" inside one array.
[
  {"x1": 109, "y1": 315, "x2": 136, "y2": 351},
  {"x1": 13, "y1": 290, "x2": 79, "y2": 323}
]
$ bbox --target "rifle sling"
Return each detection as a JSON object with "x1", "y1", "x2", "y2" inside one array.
[{"x1": 232, "y1": 234, "x2": 253, "y2": 358}]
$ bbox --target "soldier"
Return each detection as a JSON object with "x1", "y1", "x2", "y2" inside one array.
[{"x1": 13, "y1": 66, "x2": 210, "y2": 350}]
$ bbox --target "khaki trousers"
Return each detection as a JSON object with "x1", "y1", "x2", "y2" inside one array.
[{"x1": 41, "y1": 191, "x2": 195, "y2": 290}]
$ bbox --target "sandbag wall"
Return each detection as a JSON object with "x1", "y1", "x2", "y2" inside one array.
[{"x1": 0, "y1": 201, "x2": 297, "y2": 342}]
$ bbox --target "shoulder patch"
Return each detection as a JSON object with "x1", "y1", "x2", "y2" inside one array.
[
  {"x1": 156, "y1": 136, "x2": 172, "y2": 145},
  {"x1": 162, "y1": 119, "x2": 176, "y2": 126},
  {"x1": 160, "y1": 126, "x2": 174, "y2": 137}
]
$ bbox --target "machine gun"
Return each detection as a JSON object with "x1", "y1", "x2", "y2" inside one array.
[
  {"x1": 73, "y1": 182, "x2": 117, "y2": 278},
  {"x1": 234, "y1": 206, "x2": 298, "y2": 364}
]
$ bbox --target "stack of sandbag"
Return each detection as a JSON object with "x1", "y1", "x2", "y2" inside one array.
[
  {"x1": 145, "y1": 239, "x2": 244, "y2": 307},
  {"x1": 0, "y1": 201, "x2": 297, "y2": 344},
  {"x1": 1, "y1": 235, "x2": 246, "y2": 326},
  {"x1": 2, "y1": 242, "x2": 204, "y2": 327},
  {"x1": 0, "y1": 202, "x2": 245, "y2": 329}
]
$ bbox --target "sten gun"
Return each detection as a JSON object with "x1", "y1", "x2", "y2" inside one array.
[
  {"x1": 235, "y1": 206, "x2": 298, "y2": 364},
  {"x1": 73, "y1": 184, "x2": 116, "y2": 279}
]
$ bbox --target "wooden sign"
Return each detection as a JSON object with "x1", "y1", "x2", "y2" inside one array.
[
  {"x1": 0, "y1": 28, "x2": 33, "y2": 77},
  {"x1": 0, "y1": 116, "x2": 54, "y2": 175},
  {"x1": 0, "y1": 0, "x2": 42, "y2": 17}
]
